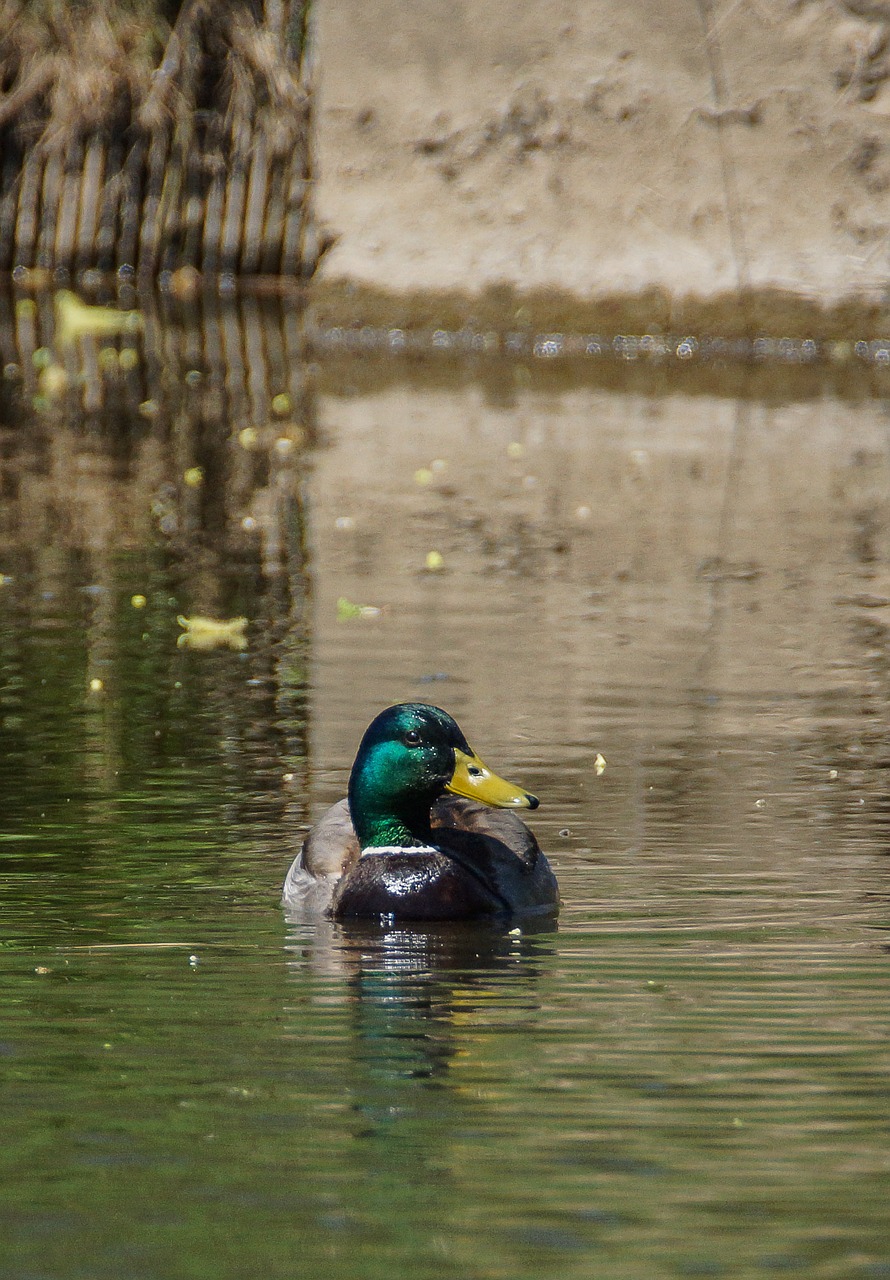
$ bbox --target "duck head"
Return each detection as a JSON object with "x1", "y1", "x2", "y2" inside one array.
[{"x1": 347, "y1": 703, "x2": 538, "y2": 850}]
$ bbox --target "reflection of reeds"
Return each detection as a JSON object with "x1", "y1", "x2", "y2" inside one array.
[
  {"x1": 0, "y1": 285, "x2": 313, "y2": 464},
  {"x1": 0, "y1": 1, "x2": 317, "y2": 279},
  {"x1": 0, "y1": 282, "x2": 315, "y2": 817}
]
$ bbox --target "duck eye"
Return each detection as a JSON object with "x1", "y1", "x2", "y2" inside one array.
[{"x1": 404, "y1": 730, "x2": 422, "y2": 747}]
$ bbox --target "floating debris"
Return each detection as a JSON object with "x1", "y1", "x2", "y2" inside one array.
[
  {"x1": 130, "y1": 594, "x2": 147, "y2": 609},
  {"x1": 37, "y1": 363, "x2": 69, "y2": 399},
  {"x1": 424, "y1": 550, "x2": 445, "y2": 572},
  {"x1": 89, "y1": 677, "x2": 104, "y2": 693},
  {"x1": 415, "y1": 458, "x2": 449, "y2": 487},
  {"x1": 595, "y1": 753, "x2": 607, "y2": 776},
  {"x1": 337, "y1": 597, "x2": 382, "y2": 621},
  {"x1": 183, "y1": 467, "x2": 204, "y2": 488},
  {"x1": 55, "y1": 291, "x2": 143, "y2": 346},
  {"x1": 176, "y1": 615, "x2": 248, "y2": 651},
  {"x1": 168, "y1": 267, "x2": 201, "y2": 301}
]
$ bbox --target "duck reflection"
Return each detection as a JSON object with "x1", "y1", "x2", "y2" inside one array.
[{"x1": 284, "y1": 917, "x2": 556, "y2": 1089}]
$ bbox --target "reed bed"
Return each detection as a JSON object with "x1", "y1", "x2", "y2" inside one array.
[{"x1": 0, "y1": 0, "x2": 317, "y2": 280}]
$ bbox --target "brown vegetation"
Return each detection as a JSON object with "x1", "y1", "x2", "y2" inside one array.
[{"x1": 0, "y1": 0, "x2": 317, "y2": 278}]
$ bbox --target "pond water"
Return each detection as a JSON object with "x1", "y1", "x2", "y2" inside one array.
[{"x1": 0, "y1": 293, "x2": 888, "y2": 1280}]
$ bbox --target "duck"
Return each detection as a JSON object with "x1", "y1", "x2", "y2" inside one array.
[{"x1": 282, "y1": 703, "x2": 559, "y2": 921}]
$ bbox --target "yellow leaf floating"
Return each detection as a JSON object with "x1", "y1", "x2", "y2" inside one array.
[
  {"x1": 336, "y1": 597, "x2": 382, "y2": 621},
  {"x1": 176, "y1": 615, "x2": 248, "y2": 651},
  {"x1": 54, "y1": 291, "x2": 143, "y2": 346},
  {"x1": 595, "y1": 753, "x2": 607, "y2": 776}
]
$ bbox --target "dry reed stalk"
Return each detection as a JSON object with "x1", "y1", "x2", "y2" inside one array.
[
  {"x1": 200, "y1": 108, "x2": 226, "y2": 274},
  {"x1": 137, "y1": 288, "x2": 165, "y2": 390},
  {"x1": 94, "y1": 139, "x2": 122, "y2": 272},
  {"x1": 201, "y1": 170, "x2": 225, "y2": 275},
  {"x1": 53, "y1": 142, "x2": 84, "y2": 274},
  {"x1": 280, "y1": 155, "x2": 307, "y2": 278},
  {"x1": 117, "y1": 136, "x2": 147, "y2": 272},
  {"x1": 258, "y1": 151, "x2": 285, "y2": 275},
  {"x1": 14, "y1": 150, "x2": 44, "y2": 269},
  {"x1": 0, "y1": 153, "x2": 21, "y2": 270},
  {"x1": 137, "y1": 126, "x2": 170, "y2": 277},
  {"x1": 35, "y1": 149, "x2": 63, "y2": 269},
  {"x1": 241, "y1": 130, "x2": 269, "y2": 275},
  {"x1": 75, "y1": 136, "x2": 105, "y2": 273},
  {"x1": 178, "y1": 125, "x2": 205, "y2": 269},
  {"x1": 159, "y1": 116, "x2": 195, "y2": 272},
  {"x1": 219, "y1": 127, "x2": 252, "y2": 274}
]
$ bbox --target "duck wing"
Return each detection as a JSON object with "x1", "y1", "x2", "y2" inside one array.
[
  {"x1": 430, "y1": 796, "x2": 559, "y2": 916},
  {"x1": 430, "y1": 795, "x2": 542, "y2": 871},
  {"x1": 299, "y1": 798, "x2": 361, "y2": 878}
]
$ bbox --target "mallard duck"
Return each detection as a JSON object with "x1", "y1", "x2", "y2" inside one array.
[{"x1": 282, "y1": 703, "x2": 559, "y2": 921}]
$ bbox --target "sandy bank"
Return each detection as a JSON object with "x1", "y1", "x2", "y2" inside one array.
[{"x1": 312, "y1": 0, "x2": 890, "y2": 332}]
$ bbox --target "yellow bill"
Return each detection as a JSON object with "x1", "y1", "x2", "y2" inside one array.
[{"x1": 447, "y1": 748, "x2": 539, "y2": 809}]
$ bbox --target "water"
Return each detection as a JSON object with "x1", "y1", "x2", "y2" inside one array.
[{"x1": 0, "y1": 294, "x2": 888, "y2": 1279}]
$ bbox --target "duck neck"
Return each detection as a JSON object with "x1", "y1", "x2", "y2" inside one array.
[{"x1": 349, "y1": 779, "x2": 436, "y2": 850}]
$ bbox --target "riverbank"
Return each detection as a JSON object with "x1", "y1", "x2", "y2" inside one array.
[{"x1": 311, "y1": 0, "x2": 890, "y2": 336}]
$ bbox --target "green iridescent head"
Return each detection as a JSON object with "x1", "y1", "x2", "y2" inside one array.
[{"x1": 347, "y1": 703, "x2": 538, "y2": 849}]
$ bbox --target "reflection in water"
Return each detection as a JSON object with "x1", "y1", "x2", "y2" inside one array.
[
  {"x1": 286, "y1": 917, "x2": 555, "y2": 1073},
  {"x1": 282, "y1": 918, "x2": 558, "y2": 1259},
  {"x1": 0, "y1": 287, "x2": 315, "y2": 939},
  {"x1": 0, "y1": 288, "x2": 889, "y2": 1278}
]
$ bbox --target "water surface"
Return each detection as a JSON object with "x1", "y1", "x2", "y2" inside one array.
[{"x1": 0, "y1": 296, "x2": 888, "y2": 1279}]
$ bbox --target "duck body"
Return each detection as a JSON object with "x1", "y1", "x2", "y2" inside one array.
[{"x1": 282, "y1": 704, "x2": 559, "y2": 922}]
